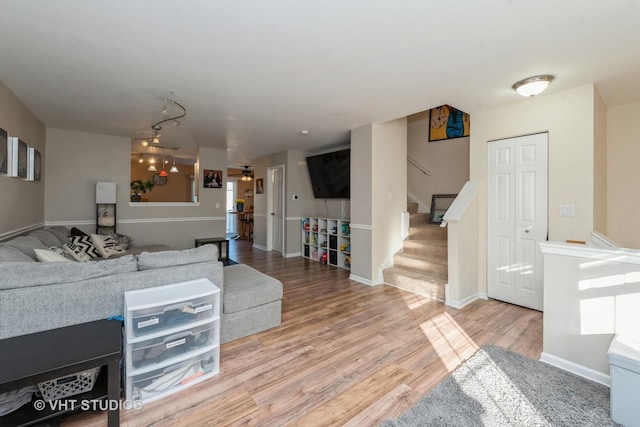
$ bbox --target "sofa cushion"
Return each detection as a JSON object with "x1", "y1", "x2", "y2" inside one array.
[
  {"x1": 28, "y1": 230, "x2": 62, "y2": 248},
  {"x1": 0, "y1": 255, "x2": 138, "y2": 290},
  {"x1": 2, "y1": 236, "x2": 49, "y2": 260},
  {"x1": 0, "y1": 246, "x2": 35, "y2": 262},
  {"x1": 46, "y1": 226, "x2": 70, "y2": 246},
  {"x1": 223, "y1": 264, "x2": 283, "y2": 314},
  {"x1": 137, "y1": 245, "x2": 218, "y2": 270}
]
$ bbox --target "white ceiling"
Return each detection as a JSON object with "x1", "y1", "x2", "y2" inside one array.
[{"x1": 1, "y1": 1, "x2": 639, "y2": 166}]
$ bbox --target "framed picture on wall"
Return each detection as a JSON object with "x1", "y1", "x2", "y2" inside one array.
[
  {"x1": 428, "y1": 104, "x2": 470, "y2": 142},
  {"x1": 203, "y1": 169, "x2": 223, "y2": 188},
  {"x1": 17, "y1": 139, "x2": 28, "y2": 178},
  {"x1": 0, "y1": 128, "x2": 7, "y2": 175},
  {"x1": 33, "y1": 148, "x2": 42, "y2": 181},
  {"x1": 256, "y1": 178, "x2": 264, "y2": 194}
]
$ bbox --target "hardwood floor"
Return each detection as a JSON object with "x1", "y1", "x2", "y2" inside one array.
[{"x1": 63, "y1": 239, "x2": 542, "y2": 427}]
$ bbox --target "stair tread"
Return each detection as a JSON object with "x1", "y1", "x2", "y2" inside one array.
[
  {"x1": 403, "y1": 238, "x2": 447, "y2": 246},
  {"x1": 395, "y1": 251, "x2": 448, "y2": 265},
  {"x1": 383, "y1": 266, "x2": 447, "y2": 283}
]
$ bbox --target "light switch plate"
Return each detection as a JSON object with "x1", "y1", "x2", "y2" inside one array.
[{"x1": 560, "y1": 204, "x2": 575, "y2": 216}]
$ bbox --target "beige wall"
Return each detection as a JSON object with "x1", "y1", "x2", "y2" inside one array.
[
  {"x1": 351, "y1": 119, "x2": 407, "y2": 283},
  {"x1": 251, "y1": 149, "x2": 315, "y2": 256},
  {"x1": 350, "y1": 124, "x2": 374, "y2": 281},
  {"x1": 470, "y1": 84, "x2": 597, "y2": 293},
  {"x1": 0, "y1": 80, "x2": 46, "y2": 236},
  {"x1": 45, "y1": 128, "x2": 226, "y2": 249},
  {"x1": 593, "y1": 90, "x2": 607, "y2": 236},
  {"x1": 607, "y1": 101, "x2": 640, "y2": 249},
  {"x1": 407, "y1": 111, "x2": 469, "y2": 211}
]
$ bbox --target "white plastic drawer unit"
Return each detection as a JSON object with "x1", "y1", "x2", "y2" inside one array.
[
  {"x1": 124, "y1": 278, "x2": 221, "y2": 404},
  {"x1": 129, "y1": 322, "x2": 219, "y2": 371},
  {"x1": 129, "y1": 347, "x2": 219, "y2": 403},
  {"x1": 125, "y1": 278, "x2": 220, "y2": 340}
]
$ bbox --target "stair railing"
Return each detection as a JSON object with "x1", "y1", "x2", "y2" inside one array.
[{"x1": 407, "y1": 156, "x2": 431, "y2": 176}]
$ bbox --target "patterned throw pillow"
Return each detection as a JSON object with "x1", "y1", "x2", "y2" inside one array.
[
  {"x1": 98, "y1": 231, "x2": 134, "y2": 250},
  {"x1": 63, "y1": 235, "x2": 100, "y2": 262},
  {"x1": 47, "y1": 246, "x2": 76, "y2": 261},
  {"x1": 90, "y1": 234, "x2": 126, "y2": 259}
]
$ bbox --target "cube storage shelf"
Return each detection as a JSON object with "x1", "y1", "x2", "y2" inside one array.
[
  {"x1": 302, "y1": 217, "x2": 351, "y2": 270},
  {"x1": 124, "y1": 278, "x2": 220, "y2": 405}
]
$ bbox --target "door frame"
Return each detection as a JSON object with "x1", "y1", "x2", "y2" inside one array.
[
  {"x1": 487, "y1": 132, "x2": 548, "y2": 311},
  {"x1": 266, "y1": 164, "x2": 285, "y2": 252}
]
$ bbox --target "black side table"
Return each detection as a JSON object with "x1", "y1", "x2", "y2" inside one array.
[
  {"x1": 0, "y1": 319, "x2": 122, "y2": 427},
  {"x1": 195, "y1": 237, "x2": 230, "y2": 262}
]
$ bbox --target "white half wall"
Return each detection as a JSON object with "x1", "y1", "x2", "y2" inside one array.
[{"x1": 541, "y1": 242, "x2": 640, "y2": 383}]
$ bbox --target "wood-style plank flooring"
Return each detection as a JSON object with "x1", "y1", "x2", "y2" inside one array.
[{"x1": 63, "y1": 239, "x2": 542, "y2": 427}]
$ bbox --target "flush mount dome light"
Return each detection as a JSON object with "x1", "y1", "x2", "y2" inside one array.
[{"x1": 512, "y1": 75, "x2": 554, "y2": 97}]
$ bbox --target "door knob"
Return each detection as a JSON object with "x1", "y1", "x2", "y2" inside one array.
[{"x1": 524, "y1": 226, "x2": 533, "y2": 233}]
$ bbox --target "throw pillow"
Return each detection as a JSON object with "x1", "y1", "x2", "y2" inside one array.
[
  {"x1": 98, "y1": 231, "x2": 134, "y2": 250},
  {"x1": 70, "y1": 227, "x2": 88, "y2": 237},
  {"x1": 48, "y1": 246, "x2": 75, "y2": 261},
  {"x1": 64, "y1": 235, "x2": 100, "y2": 262},
  {"x1": 90, "y1": 233, "x2": 126, "y2": 259},
  {"x1": 34, "y1": 248, "x2": 73, "y2": 263}
]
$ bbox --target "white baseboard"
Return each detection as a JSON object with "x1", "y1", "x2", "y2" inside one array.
[
  {"x1": 284, "y1": 252, "x2": 301, "y2": 258},
  {"x1": 445, "y1": 293, "x2": 480, "y2": 309},
  {"x1": 349, "y1": 274, "x2": 383, "y2": 286},
  {"x1": 540, "y1": 352, "x2": 610, "y2": 386},
  {"x1": 252, "y1": 244, "x2": 267, "y2": 251},
  {"x1": 478, "y1": 292, "x2": 488, "y2": 300},
  {"x1": 0, "y1": 223, "x2": 43, "y2": 240}
]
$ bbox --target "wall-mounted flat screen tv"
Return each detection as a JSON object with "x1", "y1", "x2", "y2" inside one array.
[{"x1": 306, "y1": 148, "x2": 350, "y2": 199}]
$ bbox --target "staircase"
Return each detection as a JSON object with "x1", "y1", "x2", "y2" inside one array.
[{"x1": 382, "y1": 202, "x2": 447, "y2": 300}]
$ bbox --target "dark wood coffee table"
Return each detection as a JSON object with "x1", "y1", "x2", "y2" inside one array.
[{"x1": 195, "y1": 236, "x2": 230, "y2": 262}]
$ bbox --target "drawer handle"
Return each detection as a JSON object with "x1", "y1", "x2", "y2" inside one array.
[{"x1": 163, "y1": 331, "x2": 193, "y2": 349}]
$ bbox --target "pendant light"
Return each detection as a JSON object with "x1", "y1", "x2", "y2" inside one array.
[
  {"x1": 169, "y1": 156, "x2": 179, "y2": 173},
  {"x1": 148, "y1": 147, "x2": 157, "y2": 171},
  {"x1": 159, "y1": 149, "x2": 168, "y2": 177}
]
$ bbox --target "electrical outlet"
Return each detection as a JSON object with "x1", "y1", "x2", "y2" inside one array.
[{"x1": 216, "y1": 202, "x2": 220, "y2": 209}]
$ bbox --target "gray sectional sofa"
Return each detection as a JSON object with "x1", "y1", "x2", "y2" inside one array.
[{"x1": 0, "y1": 227, "x2": 282, "y2": 343}]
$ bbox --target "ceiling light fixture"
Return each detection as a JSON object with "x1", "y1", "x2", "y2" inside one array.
[
  {"x1": 148, "y1": 147, "x2": 157, "y2": 171},
  {"x1": 170, "y1": 156, "x2": 179, "y2": 173},
  {"x1": 159, "y1": 149, "x2": 168, "y2": 177},
  {"x1": 133, "y1": 94, "x2": 187, "y2": 146},
  {"x1": 512, "y1": 75, "x2": 555, "y2": 97},
  {"x1": 150, "y1": 95, "x2": 187, "y2": 141},
  {"x1": 138, "y1": 154, "x2": 144, "y2": 164}
]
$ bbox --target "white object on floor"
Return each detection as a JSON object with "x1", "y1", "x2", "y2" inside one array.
[{"x1": 608, "y1": 334, "x2": 640, "y2": 427}]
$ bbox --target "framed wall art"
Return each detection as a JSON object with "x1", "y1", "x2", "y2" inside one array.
[
  {"x1": 0, "y1": 128, "x2": 7, "y2": 175},
  {"x1": 203, "y1": 169, "x2": 223, "y2": 188},
  {"x1": 428, "y1": 105, "x2": 470, "y2": 142},
  {"x1": 17, "y1": 139, "x2": 28, "y2": 178}
]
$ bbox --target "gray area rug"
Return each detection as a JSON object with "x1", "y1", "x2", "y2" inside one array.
[{"x1": 382, "y1": 345, "x2": 619, "y2": 426}]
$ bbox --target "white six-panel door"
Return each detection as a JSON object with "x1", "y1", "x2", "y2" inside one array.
[{"x1": 488, "y1": 133, "x2": 548, "y2": 311}]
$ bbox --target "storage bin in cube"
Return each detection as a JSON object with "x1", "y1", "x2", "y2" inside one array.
[{"x1": 608, "y1": 334, "x2": 640, "y2": 427}]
